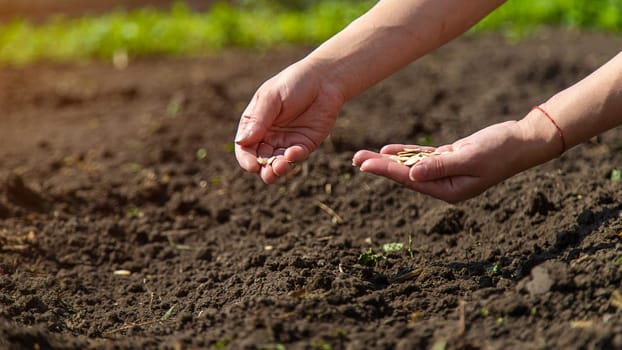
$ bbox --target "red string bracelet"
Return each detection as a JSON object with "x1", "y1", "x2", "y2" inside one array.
[{"x1": 532, "y1": 105, "x2": 566, "y2": 155}]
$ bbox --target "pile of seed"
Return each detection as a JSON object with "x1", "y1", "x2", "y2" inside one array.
[{"x1": 389, "y1": 148, "x2": 440, "y2": 166}]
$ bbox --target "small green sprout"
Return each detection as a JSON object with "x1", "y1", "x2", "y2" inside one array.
[
  {"x1": 310, "y1": 340, "x2": 333, "y2": 350},
  {"x1": 417, "y1": 135, "x2": 433, "y2": 146},
  {"x1": 480, "y1": 307, "x2": 489, "y2": 316},
  {"x1": 487, "y1": 263, "x2": 500, "y2": 274},
  {"x1": 196, "y1": 148, "x2": 208, "y2": 160},
  {"x1": 408, "y1": 233, "x2": 414, "y2": 258},
  {"x1": 611, "y1": 169, "x2": 621, "y2": 182},
  {"x1": 213, "y1": 339, "x2": 231, "y2": 349},
  {"x1": 167, "y1": 100, "x2": 182, "y2": 116},
  {"x1": 383, "y1": 242, "x2": 404, "y2": 253},
  {"x1": 126, "y1": 162, "x2": 142, "y2": 173},
  {"x1": 224, "y1": 143, "x2": 235, "y2": 153},
  {"x1": 358, "y1": 249, "x2": 383, "y2": 267},
  {"x1": 126, "y1": 208, "x2": 142, "y2": 218},
  {"x1": 161, "y1": 305, "x2": 175, "y2": 320},
  {"x1": 338, "y1": 173, "x2": 351, "y2": 182},
  {"x1": 614, "y1": 256, "x2": 622, "y2": 264}
]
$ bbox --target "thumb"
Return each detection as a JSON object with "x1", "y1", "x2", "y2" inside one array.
[
  {"x1": 235, "y1": 90, "x2": 282, "y2": 145},
  {"x1": 409, "y1": 152, "x2": 466, "y2": 181}
]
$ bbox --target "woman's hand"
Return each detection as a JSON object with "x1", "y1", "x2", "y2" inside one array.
[
  {"x1": 352, "y1": 115, "x2": 561, "y2": 203},
  {"x1": 234, "y1": 60, "x2": 345, "y2": 184}
]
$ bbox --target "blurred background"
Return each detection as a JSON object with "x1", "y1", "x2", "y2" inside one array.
[
  {"x1": 0, "y1": 0, "x2": 212, "y2": 21},
  {"x1": 0, "y1": 0, "x2": 620, "y2": 66},
  {"x1": 0, "y1": 0, "x2": 339, "y2": 20}
]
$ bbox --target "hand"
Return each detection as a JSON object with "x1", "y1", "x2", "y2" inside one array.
[
  {"x1": 234, "y1": 60, "x2": 345, "y2": 184},
  {"x1": 352, "y1": 119, "x2": 556, "y2": 203}
]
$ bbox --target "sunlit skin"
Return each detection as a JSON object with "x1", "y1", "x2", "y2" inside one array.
[
  {"x1": 353, "y1": 52, "x2": 622, "y2": 203},
  {"x1": 234, "y1": 0, "x2": 622, "y2": 203},
  {"x1": 235, "y1": 0, "x2": 507, "y2": 184}
]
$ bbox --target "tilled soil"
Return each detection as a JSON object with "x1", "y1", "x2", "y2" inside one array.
[{"x1": 0, "y1": 29, "x2": 621, "y2": 350}]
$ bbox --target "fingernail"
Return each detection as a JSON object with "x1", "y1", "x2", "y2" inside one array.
[
  {"x1": 234, "y1": 130, "x2": 248, "y2": 144},
  {"x1": 358, "y1": 160, "x2": 366, "y2": 171},
  {"x1": 409, "y1": 162, "x2": 426, "y2": 181}
]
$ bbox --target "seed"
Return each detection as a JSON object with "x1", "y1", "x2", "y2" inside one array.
[
  {"x1": 391, "y1": 148, "x2": 441, "y2": 167},
  {"x1": 257, "y1": 156, "x2": 278, "y2": 166},
  {"x1": 404, "y1": 156, "x2": 422, "y2": 166}
]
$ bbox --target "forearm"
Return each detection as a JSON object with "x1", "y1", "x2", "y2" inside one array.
[
  {"x1": 304, "y1": 0, "x2": 506, "y2": 100},
  {"x1": 541, "y1": 51, "x2": 622, "y2": 148},
  {"x1": 516, "y1": 51, "x2": 622, "y2": 171}
]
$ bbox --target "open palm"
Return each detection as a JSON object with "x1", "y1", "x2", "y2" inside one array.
[{"x1": 352, "y1": 121, "x2": 538, "y2": 203}]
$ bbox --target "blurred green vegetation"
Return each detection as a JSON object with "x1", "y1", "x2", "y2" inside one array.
[
  {"x1": 475, "y1": 0, "x2": 622, "y2": 37},
  {"x1": 0, "y1": 0, "x2": 621, "y2": 65}
]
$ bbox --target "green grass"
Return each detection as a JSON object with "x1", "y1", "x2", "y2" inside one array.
[
  {"x1": 0, "y1": 1, "x2": 374, "y2": 65},
  {"x1": 0, "y1": 0, "x2": 621, "y2": 65},
  {"x1": 474, "y1": 0, "x2": 622, "y2": 37}
]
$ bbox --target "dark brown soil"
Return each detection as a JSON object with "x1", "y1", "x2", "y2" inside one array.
[{"x1": 1, "y1": 29, "x2": 622, "y2": 350}]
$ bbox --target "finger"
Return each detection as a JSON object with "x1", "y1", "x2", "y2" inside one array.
[
  {"x1": 234, "y1": 143, "x2": 261, "y2": 173},
  {"x1": 271, "y1": 148, "x2": 291, "y2": 177},
  {"x1": 260, "y1": 168, "x2": 279, "y2": 184},
  {"x1": 284, "y1": 144, "x2": 312, "y2": 163},
  {"x1": 256, "y1": 143, "x2": 278, "y2": 184},
  {"x1": 359, "y1": 154, "x2": 484, "y2": 203},
  {"x1": 380, "y1": 144, "x2": 437, "y2": 155},
  {"x1": 435, "y1": 144, "x2": 454, "y2": 153},
  {"x1": 409, "y1": 151, "x2": 470, "y2": 182},
  {"x1": 235, "y1": 90, "x2": 281, "y2": 146},
  {"x1": 359, "y1": 157, "x2": 412, "y2": 186},
  {"x1": 352, "y1": 150, "x2": 387, "y2": 167},
  {"x1": 271, "y1": 157, "x2": 292, "y2": 177}
]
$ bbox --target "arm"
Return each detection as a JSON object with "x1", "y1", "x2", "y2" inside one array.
[
  {"x1": 234, "y1": 0, "x2": 506, "y2": 183},
  {"x1": 353, "y1": 51, "x2": 622, "y2": 203},
  {"x1": 307, "y1": 0, "x2": 507, "y2": 99},
  {"x1": 528, "y1": 51, "x2": 622, "y2": 155}
]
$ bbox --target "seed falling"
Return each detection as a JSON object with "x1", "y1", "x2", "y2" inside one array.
[{"x1": 113, "y1": 270, "x2": 132, "y2": 276}]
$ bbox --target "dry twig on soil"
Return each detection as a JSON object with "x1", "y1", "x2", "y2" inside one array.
[{"x1": 314, "y1": 200, "x2": 344, "y2": 224}]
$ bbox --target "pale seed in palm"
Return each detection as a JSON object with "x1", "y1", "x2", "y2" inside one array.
[{"x1": 389, "y1": 148, "x2": 441, "y2": 167}]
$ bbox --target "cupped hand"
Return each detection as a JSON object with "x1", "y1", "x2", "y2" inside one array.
[
  {"x1": 352, "y1": 121, "x2": 541, "y2": 203},
  {"x1": 234, "y1": 60, "x2": 345, "y2": 184}
]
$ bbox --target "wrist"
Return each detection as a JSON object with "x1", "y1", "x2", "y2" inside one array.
[
  {"x1": 300, "y1": 54, "x2": 350, "y2": 102},
  {"x1": 516, "y1": 107, "x2": 565, "y2": 167}
]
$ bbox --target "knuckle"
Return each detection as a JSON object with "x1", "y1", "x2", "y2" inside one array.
[{"x1": 429, "y1": 157, "x2": 445, "y2": 178}]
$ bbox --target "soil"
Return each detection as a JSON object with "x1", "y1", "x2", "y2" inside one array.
[{"x1": 1, "y1": 29, "x2": 621, "y2": 350}]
